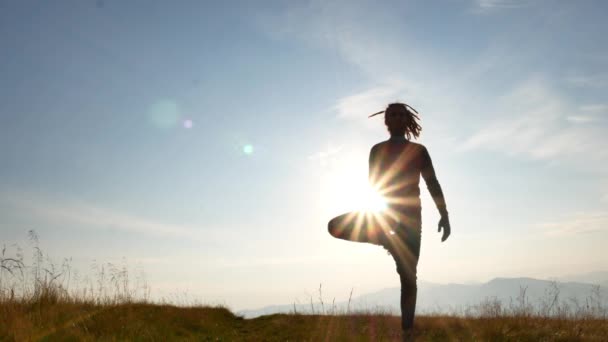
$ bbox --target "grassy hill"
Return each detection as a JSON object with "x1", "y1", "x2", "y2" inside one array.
[
  {"x1": 2, "y1": 301, "x2": 608, "y2": 341},
  {"x1": 1, "y1": 235, "x2": 607, "y2": 341}
]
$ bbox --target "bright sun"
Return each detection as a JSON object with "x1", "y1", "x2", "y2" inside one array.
[
  {"x1": 363, "y1": 185, "x2": 388, "y2": 212},
  {"x1": 320, "y1": 167, "x2": 387, "y2": 216}
]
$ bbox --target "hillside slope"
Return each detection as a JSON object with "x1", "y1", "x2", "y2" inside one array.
[{"x1": 2, "y1": 303, "x2": 607, "y2": 341}]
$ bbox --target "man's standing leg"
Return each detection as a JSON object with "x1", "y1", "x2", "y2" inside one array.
[
  {"x1": 398, "y1": 261, "x2": 417, "y2": 331},
  {"x1": 388, "y1": 226, "x2": 421, "y2": 335}
]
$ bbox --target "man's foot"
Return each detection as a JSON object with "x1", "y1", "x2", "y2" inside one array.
[{"x1": 402, "y1": 329, "x2": 415, "y2": 342}]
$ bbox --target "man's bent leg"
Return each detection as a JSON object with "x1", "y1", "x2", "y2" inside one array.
[{"x1": 328, "y1": 211, "x2": 393, "y2": 245}]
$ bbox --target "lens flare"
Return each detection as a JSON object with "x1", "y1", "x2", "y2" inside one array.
[
  {"x1": 243, "y1": 144, "x2": 254, "y2": 155},
  {"x1": 183, "y1": 119, "x2": 193, "y2": 129}
]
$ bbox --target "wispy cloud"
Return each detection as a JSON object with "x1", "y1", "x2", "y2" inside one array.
[
  {"x1": 474, "y1": 0, "x2": 533, "y2": 11},
  {"x1": 565, "y1": 74, "x2": 608, "y2": 89},
  {"x1": 538, "y1": 212, "x2": 608, "y2": 237},
  {"x1": 332, "y1": 83, "x2": 406, "y2": 119},
  {"x1": 461, "y1": 77, "x2": 608, "y2": 165},
  {"x1": 255, "y1": 1, "x2": 384, "y2": 73},
  {"x1": 0, "y1": 191, "x2": 206, "y2": 239},
  {"x1": 566, "y1": 104, "x2": 606, "y2": 124},
  {"x1": 566, "y1": 116, "x2": 597, "y2": 124},
  {"x1": 308, "y1": 143, "x2": 343, "y2": 167},
  {"x1": 255, "y1": 1, "x2": 432, "y2": 118},
  {"x1": 580, "y1": 104, "x2": 608, "y2": 113},
  {"x1": 260, "y1": 1, "x2": 608, "y2": 161}
]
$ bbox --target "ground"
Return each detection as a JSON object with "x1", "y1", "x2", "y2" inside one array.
[{"x1": 2, "y1": 303, "x2": 607, "y2": 341}]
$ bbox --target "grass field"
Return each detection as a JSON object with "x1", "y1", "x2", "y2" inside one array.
[
  {"x1": 2, "y1": 301, "x2": 608, "y2": 341},
  {"x1": 2, "y1": 232, "x2": 607, "y2": 341}
]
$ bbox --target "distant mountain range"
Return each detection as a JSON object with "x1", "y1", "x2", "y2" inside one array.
[{"x1": 238, "y1": 272, "x2": 608, "y2": 318}]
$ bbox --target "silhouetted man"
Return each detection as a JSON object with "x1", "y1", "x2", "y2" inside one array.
[{"x1": 328, "y1": 102, "x2": 451, "y2": 339}]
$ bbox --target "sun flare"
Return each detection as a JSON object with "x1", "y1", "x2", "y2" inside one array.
[
  {"x1": 362, "y1": 185, "x2": 388, "y2": 212},
  {"x1": 320, "y1": 167, "x2": 387, "y2": 216}
]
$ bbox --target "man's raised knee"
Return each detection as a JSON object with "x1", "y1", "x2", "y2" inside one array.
[{"x1": 328, "y1": 219, "x2": 337, "y2": 237}]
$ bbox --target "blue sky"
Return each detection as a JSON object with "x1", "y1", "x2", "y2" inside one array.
[{"x1": 1, "y1": 0, "x2": 607, "y2": 310}]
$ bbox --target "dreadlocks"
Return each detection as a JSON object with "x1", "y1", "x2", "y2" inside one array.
[
  {"x1": 385, "y1": 102, "x2": 421, "y2": 140},
  {"x1": 368, "y1": 102, "x2": 422, "y2": 140}
]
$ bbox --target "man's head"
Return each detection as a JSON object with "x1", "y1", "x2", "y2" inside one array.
[{"x1": 384, "y1": 103, "x2": 421, "y2": 139}]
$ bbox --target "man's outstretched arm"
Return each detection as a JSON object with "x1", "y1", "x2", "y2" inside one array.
[{"x1": 420, "y1": 146, "x2": 451, "y2": 242}]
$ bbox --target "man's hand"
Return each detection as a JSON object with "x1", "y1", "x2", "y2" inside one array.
[{"x1": 438, "y1": 215, "x2": 451, "y2": 242}]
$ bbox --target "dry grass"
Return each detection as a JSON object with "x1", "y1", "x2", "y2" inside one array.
[
  {"x1": 1, "y1": 231, "x2": 607, "y2": 341},
  {"x1": 4, "y1": 306, "x2": 607, "y2": 341}
]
